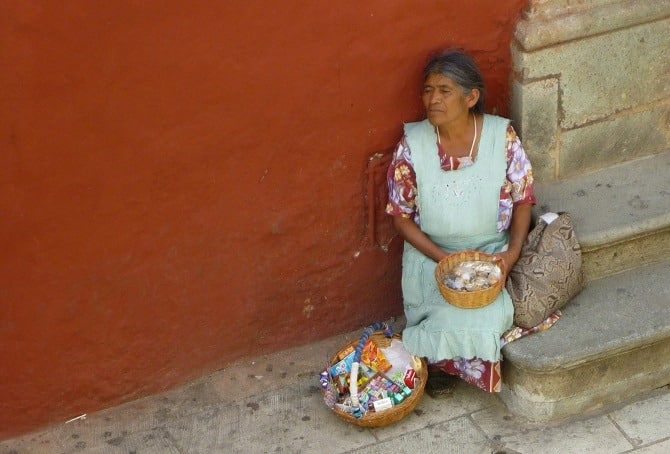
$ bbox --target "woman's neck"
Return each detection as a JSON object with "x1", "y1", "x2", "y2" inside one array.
[
  {"x1": 437, "y1": 112, "x2": 475, "y2": 142},
  {"x1": 436, "y1": 112, "x2": 480, "y2": 159}
]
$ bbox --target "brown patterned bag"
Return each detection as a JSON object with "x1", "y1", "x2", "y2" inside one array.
[{"x1": 506, "y1": 212, "x2": 585, "y2": 329}]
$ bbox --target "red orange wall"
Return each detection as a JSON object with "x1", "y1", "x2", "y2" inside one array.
[{"x1": 0, "y1": 0, "x2": 528, "y2": 439}]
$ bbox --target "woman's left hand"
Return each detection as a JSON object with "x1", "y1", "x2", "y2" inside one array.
[{"x1": 494, "y1": 249, "x2": 520, "y2": 280}]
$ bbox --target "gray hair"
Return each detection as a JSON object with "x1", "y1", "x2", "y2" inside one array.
[{"x1": 423, "y1": 50, "x2": 486, "y2": 114}]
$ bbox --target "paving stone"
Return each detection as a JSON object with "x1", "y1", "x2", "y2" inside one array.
[
  {"x1": 67, "y1": 427, "x2": 180, "y2": 454},
  {"x1": 471, "y1": 407, "x2": 632, "y2": 453},
  {"x1": 161, "y1": 401, "x2": 243, "y2": 453},
  {"x1": 2, "y1": 321, "x2": 670, "y2": 454},
  {"x1": 351, "y1": 416, "x2": 493, "y2": 454},
  {"x1": 0, "y1": 424, "x2": 181, "y2": 454},
  {"x1": 632, "y1": 438, "x2": 670, "y2": 454},
  {"x1": 608, "y1": 388, "x2": 670, "y2": 447},
  {"x1": 369, "y1": 380, "x2": 500, "y2": 442},
  {"x1": 167, "y1": 378, "x2": 376, "y2": 453}
]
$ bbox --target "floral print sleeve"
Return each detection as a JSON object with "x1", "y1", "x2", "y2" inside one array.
[
  {"x1": 386, "y1": 136, "x2": 420, "y2": 224},
  {"x1": 498, "y1": 125, "x2": 536, "y2": 232}
]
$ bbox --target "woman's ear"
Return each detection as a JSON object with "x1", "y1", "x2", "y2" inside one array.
[{"x1": 467, "y1": 89, "x2": 480, "y2": 109}]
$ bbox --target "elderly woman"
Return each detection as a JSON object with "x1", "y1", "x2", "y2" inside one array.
[{"x1": 386, "y1": 50, "x2": 542, "y2": 395}]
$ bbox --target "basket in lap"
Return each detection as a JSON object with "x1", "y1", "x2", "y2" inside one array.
[{"x1": 435, "y1": 250, "x2": 504, "y2": 309}]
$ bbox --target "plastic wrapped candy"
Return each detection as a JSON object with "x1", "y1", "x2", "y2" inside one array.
[{"x1": 444, "y1": 260, "x2": 501, "y2": 292}]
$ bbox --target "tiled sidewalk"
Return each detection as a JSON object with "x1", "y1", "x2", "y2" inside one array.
[{"x1": 3, "y1": 325, "x2": 670, "y2": 453}]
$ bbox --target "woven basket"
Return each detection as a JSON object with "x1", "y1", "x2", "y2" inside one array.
[
  {"x1": 327, "y1": 333, "x2": 427, "y2": 428},
  {"x1": 435, "y1": 250, "x2": 503, "y2": 309}
]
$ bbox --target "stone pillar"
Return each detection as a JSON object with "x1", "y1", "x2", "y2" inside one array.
[{"x1": 511, "y1": 0, "x2": 670, "y2": 181}]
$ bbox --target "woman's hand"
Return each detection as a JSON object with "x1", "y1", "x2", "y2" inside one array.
[{"x1": 493, "y1": 249, "x2": 520, "y2": 280}]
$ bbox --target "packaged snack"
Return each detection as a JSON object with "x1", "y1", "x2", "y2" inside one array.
[
  {"x1": 335, "y1": 374, "x2": 349, "y2": 396},
  {"x1": 361, "y1": 340, "x2": 392, "y2": 373},
  {"x1": 403, "y1": 368, "x2": 417, "y2": 389},
  {"x1": 336, "y1": 345, "x2": 355, "y2": 361},
  {"x1": 358, "y1": 363, "x2": 378, "y2": 380},
  {"x1": 443, "y1": 260, "x2": 502, "y2": 292},
  {"x1": 348, "y1": 372, "x2": 370, "y2": 390},
  {"x1": 372, "y1": 397, "x2": 393, "y2": 412},
  {"x1": 330, "y1": 350, "x2": 355, "y2": 378},
  {"x1": 320, "y1": 371, "x2": 338, "y2": 408}
]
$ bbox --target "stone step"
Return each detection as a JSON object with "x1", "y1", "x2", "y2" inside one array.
[
  {"x1": 499, "y1": 259, "x2": 670, "y2": 422},
  {"x1": 532, "y1": 150, "x2": 670, "y2": 281}
]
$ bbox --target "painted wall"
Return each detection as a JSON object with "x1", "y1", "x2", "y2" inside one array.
[{"x1": 0, "y1": 0, "x2": 528, "y2": 439}]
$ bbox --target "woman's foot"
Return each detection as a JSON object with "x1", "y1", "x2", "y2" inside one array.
[{"x1": 425, "y1": 370, "x2": 457, "y2": 398}]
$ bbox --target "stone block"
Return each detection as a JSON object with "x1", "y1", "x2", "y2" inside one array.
[
  {"x1": 511, "y1": 78, "x2": 559, "y2": 181},
  {"x1": 516, "y1": 0, "x2": 670, "y2": 51},
  {"x1": 583, "y1": 226, "x2": 670, "y2": 281},
  {"x1": 515, "y1": 18, "x2": 670, "y2": 130},
  {"x1": 559, "y1": 107, "x2": 670, "y2": 178},
  {"x1": 532, "y1": 150, "x2": 670, "y2": 252},
  {"x1": 501, "y1": 338, "x2": 670, "y2": 423},
  {"x1": 500, "y1": 260, "x2": 670, "y2": 422}
]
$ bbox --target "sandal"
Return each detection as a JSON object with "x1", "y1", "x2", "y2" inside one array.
[{"x1": 425, "y1": 371, "x2": 457, "y2": 398}]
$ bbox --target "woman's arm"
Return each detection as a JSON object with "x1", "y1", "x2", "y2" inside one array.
[
  {"x1": 392, "y1": 216, "x2": 448, "y2": 263},
  {"x1": 387, "y1": 138, "x2": 449, "y2": 263},
  {"x1": 495, "y1": 203, "x2": 532, "y2": 277},
  {"x1": 495, "y1": 125, "x2": 534, "y2": 277}
]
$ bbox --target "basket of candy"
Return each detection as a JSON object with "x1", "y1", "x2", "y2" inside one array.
[
  {"x1": 435, "y1": 250, "x2": 504, "y2": 309},
  {"x1": 320, "y1": 322, "x2": 427, "y2": 427}
]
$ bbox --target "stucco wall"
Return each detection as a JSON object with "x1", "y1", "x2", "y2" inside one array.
[{"x1": 0, "y1": 0, "x2": 528, "y2": 439}]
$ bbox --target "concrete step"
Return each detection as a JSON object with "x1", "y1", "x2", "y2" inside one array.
[
  {"x1": 499, "y1": 259, "x2": 670, "y2": 422},
  {"x1": 532, "y1": 150, "x2": 670, "y2": 281}
]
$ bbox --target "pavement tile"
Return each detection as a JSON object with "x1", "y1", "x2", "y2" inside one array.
[
  {"x1": 0, "y1": 425, "x2": 180, "y2": 454},
  {"x1": 168, "y1": 378, "x2": 377, "y2": 453},
  {"x1": 368, "y1": 381, "x2": 500, "y2": 442},
  {"x1": 161, "y1": 401, "x2": 243, "y2": 453},
  {"x1": 210, "y1": 319, "x2": 407, "y2": 405},
  {"x1": 2, "y1": 319, "x2": 668, "y2": 454},
  {"x1": 471, "y1": 407, "x2": 632, "y2": 454},
  {"x1": 0, "y1": 380, "x2": 223, "y2": 454},
  {"x1": 148, "y1": 379, "x2": 225, "y2": 424},
  {"x1": 210, "y1": 350, "x2": 329, "y2": 405},
  {"x1": 350, "y1": 416, "x2": 494, "y2": 454},
  {"x1": 608, "y1": 389, "x2": 670, "y2": 447},
  {"x1": 65, "y1": 427, "x2": 180, "y2": 454},
  {"x1": 631, "y1": 438, "x2": 670, "y2": 454},
  {"x1": 0, "y1": 431, "x2": 61, "y2": 454}
]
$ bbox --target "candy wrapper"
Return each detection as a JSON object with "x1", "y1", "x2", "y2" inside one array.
[
  {"x1": 335, "y1": 345, "x2": 354, "y2": 361},
  {"x1": 361, "y1": 340, "x2": 391, "y2": 373},
  {"x1": 403, "y1": 368, "x2": 417, "y2": 389},
  {"x1": 379, "y1": 339, "x2": 414, "y2": 384},
  {"x1": 330, "y1": 350, "x2": 355, "y2": 378}
]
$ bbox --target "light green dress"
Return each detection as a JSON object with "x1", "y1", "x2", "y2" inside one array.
[{"x1": 401, "y1": 115, "x2": 514, "y2": 364}]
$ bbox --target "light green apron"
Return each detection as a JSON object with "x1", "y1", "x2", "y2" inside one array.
[{"x1": 401, "y1": 115, "x2": 514, "y2": 363}]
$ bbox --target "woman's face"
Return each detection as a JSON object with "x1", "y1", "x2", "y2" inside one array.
[{"x1": 422, "y1": 73, "x2": 476, "y2": 127}]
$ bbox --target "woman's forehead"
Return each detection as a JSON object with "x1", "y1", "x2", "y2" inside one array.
[{"x1": 424, "y1": 73, "x2": 458, "y2": 88}]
